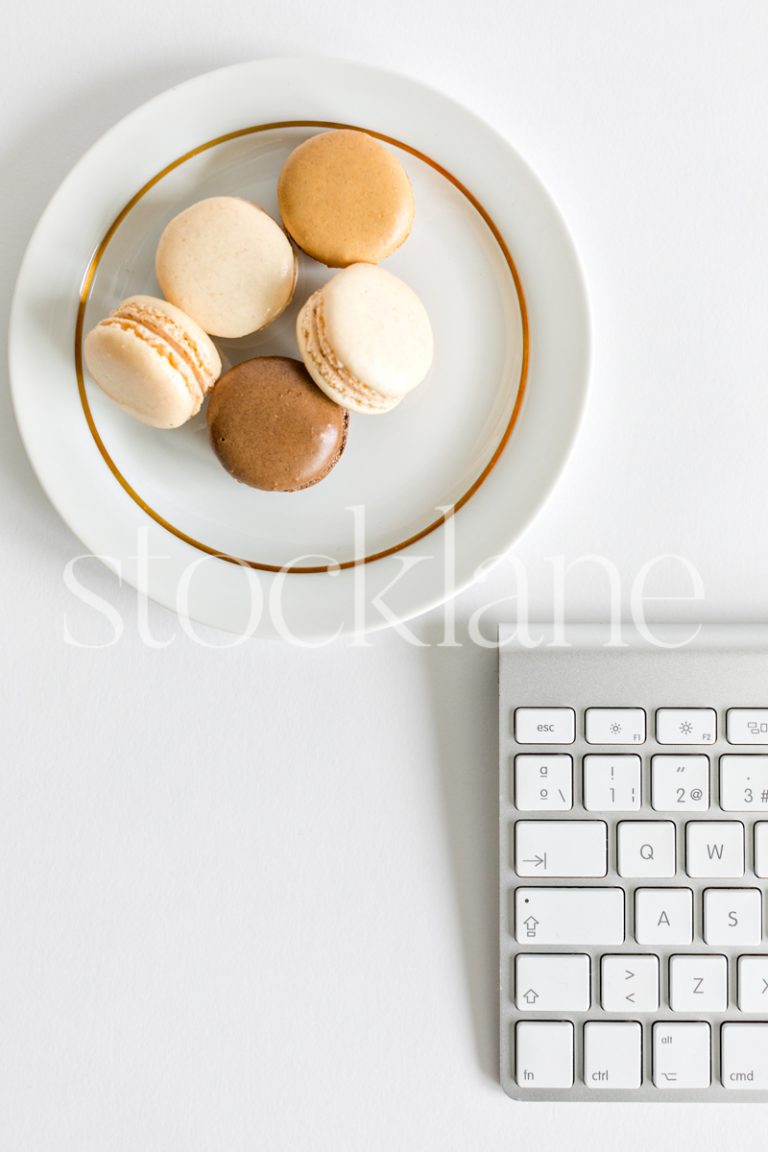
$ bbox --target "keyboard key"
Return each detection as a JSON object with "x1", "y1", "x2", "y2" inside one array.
[
  {"x1": 617, "y1": 821, "x2": 676, "y2": 877},
  {"x1": 720, "y1": 756, "x2": 768, "y2": 811},
  {"x1": 515, "y1": 1021, "x2": 573, "y2": 1088},
  {"x1": 514, "y1": 821, "x2": 607, "y2": 877},
  {"x1": 721, "y1": 1024, "x2": 768, "y2": 1089},
  {"x1": 514, "y1": 708, "x2": 575, "y2": 745},
  {"x1": 514, "y1": 754, "x2": 572, "y2": 811},
  {"x1": 726, "y1": 709, "x2": 768, "y2": 745},
  {"x1": 651, "y1": 755, "x2": 709, "y2": 811},
  {"x1": 703, "y1": 888, "x2": 761, "y2": 945},
  {"x1": 584, "y1": 1021, "x2": 642, "y2": 1089},
  {"x1": 585, "y1": 708, "x2": 646, "y2": 745},
  {"x1": 653, "y1": 1022, "x2": 711, "y2": 1088},
  {"x1": 656, "y1": 709, "x2": 717, "y2": 745},
  {"x1": 635, "y1": 888, "x2": 693, "y2": 945},
  {"x1": 583, "y1": 755, "x2": 641, "y2": 811},
  {"x1": 514, "y1": 887, "x2": 625, "y2": 945},
  {"x1": 754, "y1": 823, "x2": 768, "y2": 877},
  {"x1": 686, "y1": 821, "x2": 744, "y2": 877},
  {"x1": 669, "y1": 954, "x2": 727, "y2": 1012},
  {"x1": 737, "y1": 956, "x2": 768, "y2": 1012},
  {"x1": 515, "y1": 954, "x2": 590, "y2": 1011},
  {"x1": 601, "y1": 954, "x2": 659, "y2": 1012}
]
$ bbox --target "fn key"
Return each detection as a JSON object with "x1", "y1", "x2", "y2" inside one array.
[{"x1": 516, "y1": 1021, "x2": 574, "y2": 1087}]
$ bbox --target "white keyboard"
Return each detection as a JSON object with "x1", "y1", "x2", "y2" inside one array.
[{"x1": 499, "y1": 625, "x2": 768, "y2": 1101}]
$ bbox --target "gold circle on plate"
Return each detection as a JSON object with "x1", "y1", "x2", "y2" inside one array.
[{"x1": 75, "y1": 121, "x2": 530, "y2": 574}]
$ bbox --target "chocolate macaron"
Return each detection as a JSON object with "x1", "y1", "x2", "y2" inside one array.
[
  {"x1": 207, "y1": 357, "x2": 349, "y2": 492},
  {"x1": 278, "y1": 129, "x2": 415, "y2": 267}
]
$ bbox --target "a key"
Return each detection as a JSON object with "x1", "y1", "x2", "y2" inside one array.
[
  {"x1": 514, "y1": 820, "x2": 607, "y2": 877},
  {"x1": 617, "y1": 821, "x2": 676, "y2": 878},
  {"x1": 686, "y1": 821, "x2": 744, "y2": 877},
  {"x1": 601, "y1": 954, "x2": 659, "y2": 1012},
  {"x1": 514, "y1": 754, "x2": 572, "y2": 811},
  {"x1": 703, "y1": 888, "x2": 761, "y2": 945},
  {"x1": 584, "y1": 1022, "x2": 642, "y2": 1089},
  {"x1": 634, "y1": 888, "x2": 693, "y2": 945},
  {"x1": 720, "y1": 756, "x2": 768, "y2": 812},
  {"x1": 656, "y1": 709, "x2": 716, "y2": 745},
  {"x1": 754, "y1": 823, "x2": 768, "y2": 877},
  {"x1": 737, "y1": 956, "x2": 768, "y2": 1012},
  {"x1": 726, "y1": 709, "x2": 768, "y2": 745},
  {"x1": 514, "y1": 708, "x2": 575, "y2": 745},
  {"x1": 583, "y1": 755, "x2": 641, "y2": 812},
  {"x1": 653, "y1": 1022, "x2": 711, "y2": 1088},
  {"x1": 514, "y1": 888, "x2": 625, "y2": 945},
  {"x1": 514, "y1": 954, "x2": 590, "y2": 1011},
  {"x1": 721, "y1": 1024, "x2": 768, "y2": 1089},
  {"x1": 669, "y1": 954, "x2": 727, "y2": 1012},
  {"x1": 585, "y1": 708, "x2": 646, "y2": 745},
  {"x1": 651, "y1": 755, "x2": 709, "y2": 812},
  {"x1": 515, "y1": 1021, "x2": 573, "y2": 1088}
]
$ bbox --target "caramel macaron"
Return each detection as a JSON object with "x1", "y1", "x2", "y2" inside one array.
[
  {"x1": 277, "y1": 130, "x2": 415, "y2": 267},
  {"x1": 207, "y1": 357, "x2": 349, "y2": 492},
  {"x1": 156, "y1": 197, "x2": 297, "y2": 338}
]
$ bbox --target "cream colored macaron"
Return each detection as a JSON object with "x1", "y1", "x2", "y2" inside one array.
[
  {"x1": 155, "y1": 196, "x2": 297, "y2": 338},
  {"x1": 83, "y1": 295, "x2": 221, "y2": 428},
  {"x1": 296, "y1": 264, "x2": 433, "y2": 414}
]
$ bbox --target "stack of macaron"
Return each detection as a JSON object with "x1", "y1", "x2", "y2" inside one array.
[{"x1": 84, "y1": 129, "x2": 434, "y2": 492}]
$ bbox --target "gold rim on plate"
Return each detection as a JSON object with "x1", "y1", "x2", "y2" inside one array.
[{"x1": 74, "y1": 120, "x2": 530, "y2": 575}]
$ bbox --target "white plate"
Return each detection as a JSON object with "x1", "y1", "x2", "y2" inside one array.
[{"x1": 10, "y1": 59, "x2": 589, "y2": 640}]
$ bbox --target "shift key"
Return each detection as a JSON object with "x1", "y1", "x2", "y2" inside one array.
[{"x1": 515, "y1": 887, "x2": 625, "y2": 945}]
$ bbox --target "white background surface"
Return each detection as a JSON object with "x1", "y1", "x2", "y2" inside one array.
[{"x1": 3, "y1": 2, "x2": 768, "y2": 1147}]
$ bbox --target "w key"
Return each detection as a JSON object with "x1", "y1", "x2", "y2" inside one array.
[{"x1": 514, "y1": 821, "x2": 608, "y2": 877}]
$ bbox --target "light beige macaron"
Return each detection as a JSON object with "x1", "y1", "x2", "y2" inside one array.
[
  {"x1": 296, "y1": 264, "x2": 433, "y2": 415},
  {"x1": 156, "y1": 196, "x2": 297, "y2": 338},
  {"x1": 83, "y1": 295, "x2": 221, "y2": 428}
]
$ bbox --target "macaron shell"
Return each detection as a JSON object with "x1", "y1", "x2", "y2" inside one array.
[
  {"x1": 207, "y1": 356, "x2": 349, "y2": 491},
  {"x1": 296, "y1": 294, "x2": 400, "y2": 415},
  {"x1": 84, "y1": 322, "x2": 203, "y2": 428},
  {"x1": 156, "y1": 197, "x2": 297, "y2": 338},
  {"x1": 278, "y1": 130, "x2": 415, "y2": 267},
  {"x1": 319, "y1": 264, "x2": 433, "y2": 402}
]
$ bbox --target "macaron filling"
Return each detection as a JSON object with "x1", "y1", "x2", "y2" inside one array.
[
  {"x1": 299, "y1": 290, "x2": 395, "y2": 413},
  {"x1": 101, "y1": 301, "x2": 213, "y2": 399}
]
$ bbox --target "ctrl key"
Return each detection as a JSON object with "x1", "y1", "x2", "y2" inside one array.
[
  {"x1": 584, "y1": 1022, "x2": 642, "y2": 1089},
  {"x1": 515, "y1": 1021, "x2": 573, "y2": 1088}
]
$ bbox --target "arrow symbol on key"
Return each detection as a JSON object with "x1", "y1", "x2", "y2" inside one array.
[
  {"x1": 523, "y1": 854, "x2": 547, "y2": 868},
  {"x1": 522, "y1": 989, "x2": 539, "y2": 1005}
]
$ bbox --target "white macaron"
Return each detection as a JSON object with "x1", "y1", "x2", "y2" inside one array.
[{"x1": 296, "y1": 263, "x2": 433, "y2": 415}]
